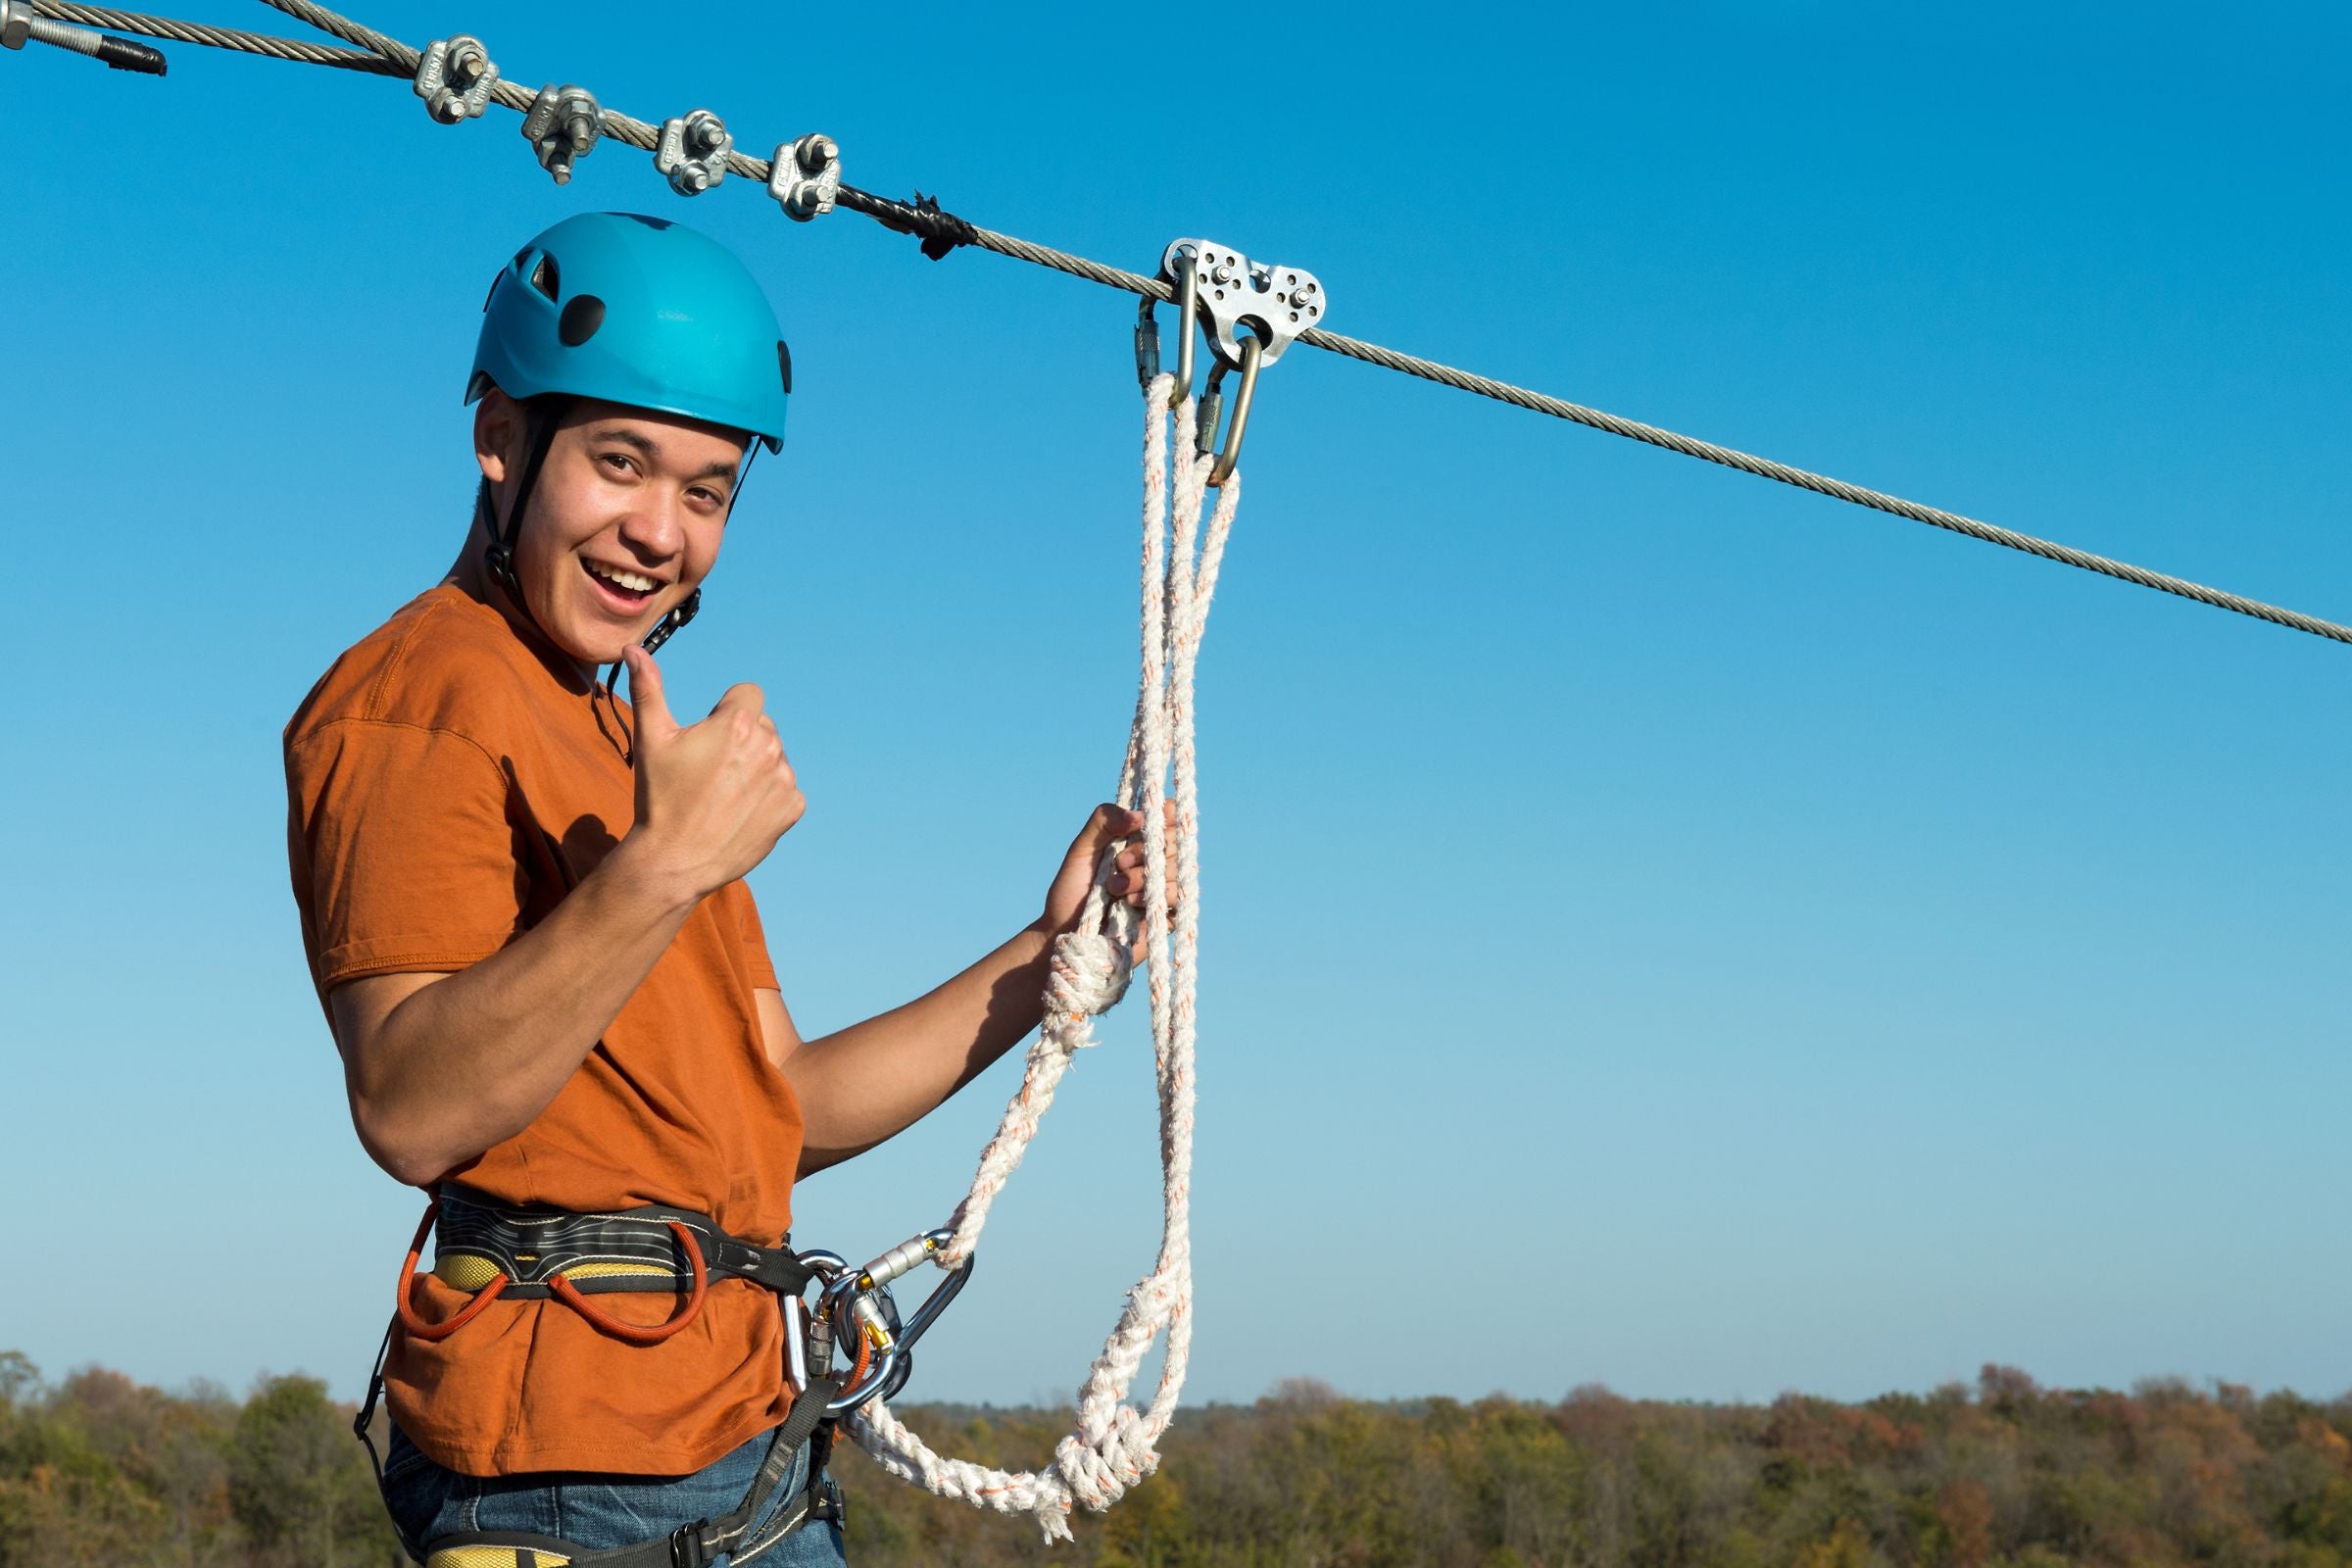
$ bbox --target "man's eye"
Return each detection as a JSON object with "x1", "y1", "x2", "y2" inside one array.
[{"x1": 598, "y1": 453, "x2": 636, "y2": 475}]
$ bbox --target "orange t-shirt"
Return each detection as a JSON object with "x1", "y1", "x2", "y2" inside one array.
[{"x1": 283, "y1": 581, "x2": 804, "y2": 1477}]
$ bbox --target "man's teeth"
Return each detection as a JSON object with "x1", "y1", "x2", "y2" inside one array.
[{"x1": 588, "y1": 564, "x2": 658, "y2": 594}]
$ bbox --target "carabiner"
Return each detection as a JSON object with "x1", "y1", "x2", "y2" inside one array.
[
  {"x1": 816, "y1": 1228, "x2": 974, "y2": 1413},
  {"x1": 1155, "y1": 247, "x2": 1201, "y2": 408},
  {"x1": 1195, "y1": 331, "x2": 1263, "y2": 489}
]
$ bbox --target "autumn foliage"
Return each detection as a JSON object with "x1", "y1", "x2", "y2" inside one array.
[{"x1": 6, "y1": 1353, "x2": 2351, "y2": 1567}]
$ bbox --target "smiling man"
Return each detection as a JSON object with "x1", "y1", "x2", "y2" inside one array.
[{"x1": 283, "y1": 213, "x2": 1156, "y2": 1567}]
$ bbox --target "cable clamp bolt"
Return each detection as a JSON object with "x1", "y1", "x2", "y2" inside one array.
[
  {"x1": 766, "y1": 133, "x2": 841, "y2": 221},
  {"x1": 656, "y1": 108, "x2": 731, "y2": 195},
  {"x1": 520, "y1": 83, "x2": 603, "y2": 184},
  {"x1": 0, "y1": 0, "x2": 167, "y2": 72},
  {"x1": 414, "y1": 34, "x2": 495, "y2": 123}
]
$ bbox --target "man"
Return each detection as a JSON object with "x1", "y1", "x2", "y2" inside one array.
[{"x1": 284, "y1": 212, "x2": 1157, "y2": 1566}]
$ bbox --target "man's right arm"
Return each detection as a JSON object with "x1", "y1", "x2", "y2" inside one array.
[
  {"x1": 328, "y1": 648, "x2": 804, "y2": 1187},
  {"x1": 329, "y1": 837, "x2": 701, "y2": 1187}
]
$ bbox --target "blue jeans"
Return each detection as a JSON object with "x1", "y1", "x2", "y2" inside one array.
[{"x1": 380, "y1": 1421, "x2": 848, "y2": 1566}]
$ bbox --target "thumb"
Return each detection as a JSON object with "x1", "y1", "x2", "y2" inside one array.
[{"x1": 624, "y1": 647, "x2": 681, "y2": 744}]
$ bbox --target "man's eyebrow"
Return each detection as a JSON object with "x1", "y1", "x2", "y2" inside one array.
[{"x1": 586, "y1": 425, "x2": 739, "y2": 484}]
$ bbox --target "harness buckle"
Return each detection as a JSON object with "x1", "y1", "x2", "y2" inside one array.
[{"x1": 667, "y1": 1518, "x2": 713, "y2": 1567}]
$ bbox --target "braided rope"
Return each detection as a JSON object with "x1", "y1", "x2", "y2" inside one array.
[{"x1": 843, "y1": 373, "x2": 1222, "y2": 1540}]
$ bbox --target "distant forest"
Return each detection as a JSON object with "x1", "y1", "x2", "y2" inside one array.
[{"x1": 5, "y1": 1350, "x2": 2350, "y2": 1567}]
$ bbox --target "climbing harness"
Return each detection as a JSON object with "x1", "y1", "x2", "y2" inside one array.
[{"x1": 357, "y1": 1185, "x2": 978, "y2": 1565}]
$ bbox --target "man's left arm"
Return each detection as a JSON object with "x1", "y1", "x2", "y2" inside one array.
[{"x1": 758, "y1": 803, "x2": 1162, "y2": 1177}]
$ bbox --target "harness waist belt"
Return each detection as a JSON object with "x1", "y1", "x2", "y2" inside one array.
[{"x1": 429, "y1": 1183, "x2": 814, "y2": 1299}]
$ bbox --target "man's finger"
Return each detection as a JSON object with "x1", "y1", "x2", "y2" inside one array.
[
  {"x1": 710, "y1": 681, "x2": 767, "y2": 720},
  {"x1": 624, "y1": 648, "x2": 681, "y2": 745}
]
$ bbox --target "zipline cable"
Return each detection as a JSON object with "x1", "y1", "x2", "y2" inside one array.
[{"x1": 28, "y1": 0, "x2": 2352, "y2": 649}]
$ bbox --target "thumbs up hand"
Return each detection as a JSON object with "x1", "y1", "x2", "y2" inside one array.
[{"x1": 623, "y1": 647, "x2": 806, "y2": 900}]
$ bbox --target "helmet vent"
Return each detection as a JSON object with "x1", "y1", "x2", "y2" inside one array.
[
  {"x1": 559, "y1": 294, "x2": 607, "y2": 347},
  {"x1": 529, "y1": 254, "x2": 561, "y2": 303},
  {"x1": 777, "y1": 341, "x2": 793, "y2": 395}
]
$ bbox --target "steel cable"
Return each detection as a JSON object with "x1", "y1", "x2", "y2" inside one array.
[
  {"x1": 29, "y1": 1, "x2": 398, "y2": 69},
  {"x1": 38, "y1": 0, "x2": 2346, "y2": 648}
]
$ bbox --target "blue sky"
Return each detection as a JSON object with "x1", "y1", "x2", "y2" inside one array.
[{"x1": 2, "y1": 0, "x2": 2346, "y2": 1413}]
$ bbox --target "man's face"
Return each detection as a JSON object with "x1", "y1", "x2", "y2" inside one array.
[{"x1": 482, "y1": 396, "x2": 750, "y2": 668}]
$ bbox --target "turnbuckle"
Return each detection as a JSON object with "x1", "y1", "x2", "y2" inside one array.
[{"x1": 1137, "y1": 238, "x2": 1327, "y2": 488}]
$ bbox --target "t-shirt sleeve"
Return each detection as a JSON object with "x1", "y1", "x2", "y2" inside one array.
[
  {"x1": 732, "y1": 881, "x2": 781, "y2": 992},
  {"x1": 288, "y1": 717, "x2": 526, "y2": 991}
]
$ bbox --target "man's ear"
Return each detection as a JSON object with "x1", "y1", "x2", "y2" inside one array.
[{"x1": 473, "y1": 390, "x2": 522, "y2": 485}]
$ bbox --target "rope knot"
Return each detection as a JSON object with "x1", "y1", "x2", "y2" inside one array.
[
  {"x1": 1046, "y1": 929, "x2": 1132, "y2": 1022},
  {"x1": 1054, "y1": 1411, "x2": 1157, "y2": 1513}
]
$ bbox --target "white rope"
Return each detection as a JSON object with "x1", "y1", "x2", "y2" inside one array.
[{"x1": 843, "y1": 371, "x2": 1229, "y2": 1541}]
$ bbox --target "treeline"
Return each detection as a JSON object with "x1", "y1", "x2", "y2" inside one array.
[{"x1": 5, "y1": 1353, "x2": 2350, "y2": 1567}]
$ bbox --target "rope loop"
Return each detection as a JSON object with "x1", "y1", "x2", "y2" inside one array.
[
  {"x1": 411, "y1": 32, "x2": 492, "y2": 122},
  {"x1": 844, "y1": 367, "x2": 1225, "y2": 1540}
]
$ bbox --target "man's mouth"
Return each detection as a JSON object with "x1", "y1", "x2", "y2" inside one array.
[{"x1": 581, "y1": 559, "x2": 662, "y2": 609}]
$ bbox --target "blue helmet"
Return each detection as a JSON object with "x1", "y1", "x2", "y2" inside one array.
[{"x1": 467, "y1": 212, "x2": 790, "y2": 452}]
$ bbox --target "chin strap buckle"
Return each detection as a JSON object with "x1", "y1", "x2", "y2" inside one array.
[{"x1": 641, "y1": 589, "x2": 702, "y2": 658}]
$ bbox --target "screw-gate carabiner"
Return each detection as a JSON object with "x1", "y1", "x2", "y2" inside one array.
[
  {"x1": 1196, "y1": 332, "x2": 1264, "y2": 489},
  {"x1": 812, "y1": 1228, "x2": 973, "y2": 1414}
]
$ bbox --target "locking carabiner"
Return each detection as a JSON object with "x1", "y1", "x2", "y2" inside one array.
[
  {"x1": 815, "y1": 1228, "x2": 974, "y2": 1414},
  {"x1": 1196, "y1": 332, "x2": 1264, "y2": 489}
]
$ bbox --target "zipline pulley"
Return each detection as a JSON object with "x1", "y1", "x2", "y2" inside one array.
[
  {"x1": 0, "y1": 0, "x2": 165, "y2": 73},
  {"x1": 1141, "y1": 238, "x2": 1327, "y2": 487}
]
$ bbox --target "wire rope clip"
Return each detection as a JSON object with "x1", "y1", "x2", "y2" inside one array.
[
  {"x1": 413, "y1": 34, "x2": 495, "y2": 123},
  {"x1": 520, "y1": 83, "x2": 603, "y2": 185},
  {"x1": 656, "y1": 109, "x2": 732, "y2": 196},
  {"x1": 0, "y1": 0, "x2": 167, "y2": 73},
  {"x1": 767, "y1": 133, "x2": 841, "y2": 221}
]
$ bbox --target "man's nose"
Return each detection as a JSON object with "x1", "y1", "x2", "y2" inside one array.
[{"x1": 617, "y1": 490, "x2": 687, "y2": 557}]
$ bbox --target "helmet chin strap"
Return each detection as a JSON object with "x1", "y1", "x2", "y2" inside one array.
[{"x1": 480, "y1": 406, "x2": 564, "y2": 624}]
